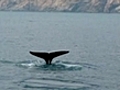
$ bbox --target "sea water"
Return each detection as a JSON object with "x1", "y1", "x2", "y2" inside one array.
[{"x1": 0, "y1": 11, "x2": 120, "y2": 90}]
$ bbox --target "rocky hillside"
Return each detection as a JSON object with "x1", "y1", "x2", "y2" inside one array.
[{"x1": 0, "y1": 0, "x2": 120, "y2": 13}]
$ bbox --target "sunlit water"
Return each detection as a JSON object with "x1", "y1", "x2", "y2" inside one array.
[{"x1": 0, "y1": 12, "x2": 120, "y2": 90}]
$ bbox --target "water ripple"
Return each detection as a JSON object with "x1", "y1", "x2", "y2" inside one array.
[
  {"x1": 16, "y1": 61, "x2": 83, "y2": 71},
  {"x1": 20, "y1": 78, "x2": 90, "y2": 90}
]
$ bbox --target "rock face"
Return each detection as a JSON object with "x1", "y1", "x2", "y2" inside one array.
[{"x1": 0, "y1": 0, "x2": 120, "y2": 13}]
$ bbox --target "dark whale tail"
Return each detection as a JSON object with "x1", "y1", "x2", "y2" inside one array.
[{"x1": 29, "y1": 50, "x2": 69, "y2": 65}]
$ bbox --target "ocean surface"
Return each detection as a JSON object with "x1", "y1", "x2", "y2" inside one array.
[{"x1": 0, "y1": 11, "x2": 120, "y2": 90}]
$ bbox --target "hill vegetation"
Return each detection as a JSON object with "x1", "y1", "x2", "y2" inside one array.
[{"x1": 0, "y1": 0, "x2": 120, "y2": 13}]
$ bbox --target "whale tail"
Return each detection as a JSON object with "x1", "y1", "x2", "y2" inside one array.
[{"x1": 29, "y1": 50, "x2": 69, "y2": 65}]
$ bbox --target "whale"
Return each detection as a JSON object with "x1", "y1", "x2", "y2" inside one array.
[{"x1": 29, "y1": 50, "x2": 69, "y2": 65}]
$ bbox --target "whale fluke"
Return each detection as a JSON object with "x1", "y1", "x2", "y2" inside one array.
[{"x1": 29, "y1": 50, "x2": 69, "y2": 65}]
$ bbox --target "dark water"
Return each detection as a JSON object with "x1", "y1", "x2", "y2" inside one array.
[{"x1": 0, "y1": 12, "x2": 120, "y2": 90}]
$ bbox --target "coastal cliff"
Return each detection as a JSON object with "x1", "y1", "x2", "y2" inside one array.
[{"x1": 0, "y1": 0, "x2": 120, "y2": 13}]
